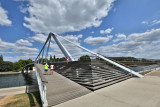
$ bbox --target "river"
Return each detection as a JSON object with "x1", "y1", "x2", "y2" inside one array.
[{"x1": 0, "y1": 72, "x2": 37, "y2": 88}]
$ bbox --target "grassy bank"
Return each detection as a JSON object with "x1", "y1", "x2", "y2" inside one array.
[{"x1": 0, "y1": 91, "x2": 41, "y2": 107}]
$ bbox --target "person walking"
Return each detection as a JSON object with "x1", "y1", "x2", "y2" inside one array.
[
  {"x1": 44, "y1": 63, "x2": 49, "y2": 75},
  {"x1": 50, "y1": 64, "x2": 54, "y2": 75},
  {"x1": 66, "y1": 57, "x2": 69, "y2": 64}
]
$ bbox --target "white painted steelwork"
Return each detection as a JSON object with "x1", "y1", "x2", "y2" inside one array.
[
  {"x1": 51, "y1": 33, "x2": 75, "y2": 61},
  {"x1": 52, "y1": 33, "x2": 143, "y2": 78}
]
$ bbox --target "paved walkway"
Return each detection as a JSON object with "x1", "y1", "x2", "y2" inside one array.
[
  {"x1": 0, "y1": 85, "x2": 38, "y2": 100},
  {"x1": 55, "y1": 69, "x2": 160, "y2": 107}
]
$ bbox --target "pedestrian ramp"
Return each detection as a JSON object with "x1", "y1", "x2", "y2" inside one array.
[{"x1": 35, "y1": 64, "x2": 91, "y2": 106}]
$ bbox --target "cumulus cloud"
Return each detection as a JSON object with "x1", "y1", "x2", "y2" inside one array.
[
  {"x1": 84, "y1": 35, "x2": 113, "y2": 45},
  {"x1": 100, "y1": 27, "x2": 114, "y2": 34},
  {"x1": 16, "y1": 39, "x2": 32, "y2": 46},
  {"x1": 113, "y1": 34, "x2": 126, "y2": 42},
  {"x1": 4, "y1": 55, "x2": 36, "y2": 62},
  {"x1": 0, "y1": 38, "x2": 38, "y2": 56},
  {"x1": 30, "y1": 33, "x2": 48, "y2": 43},
  {"x1": 0, "y1": 5, "x2": 12, "y2": 26},
  {"x1": 23, "y1": 0, "x2": 115, "y2": 34},
  {"x1": 0, "y1": 38, "x2": 15, "y2": 51},
  {"x1": 94, "y1": 28, "x2": 160, "y2": 59},
  {"x1": 127, "y1": 28, "x2": 160, "y2": 42}
]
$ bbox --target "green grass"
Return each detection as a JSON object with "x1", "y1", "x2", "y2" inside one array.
[{"x1": 0, "y1": 91, "x2": 42, "y2": 107}]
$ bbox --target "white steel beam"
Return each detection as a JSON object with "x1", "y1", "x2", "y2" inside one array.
[
  {"x1": 51, "y1": 33, "x2": 75, "y2": 62},
  {"x1": 53, "y1": 33, "x2": 143, "y2": 78}
]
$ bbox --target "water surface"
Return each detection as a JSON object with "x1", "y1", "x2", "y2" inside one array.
[{"x1": 0, "y1": 72, "x2": 37, "y2": 88}]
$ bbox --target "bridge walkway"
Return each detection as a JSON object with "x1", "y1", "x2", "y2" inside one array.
[{"x1": 35, "y1": 64, "x2": 91, "y2": 106}]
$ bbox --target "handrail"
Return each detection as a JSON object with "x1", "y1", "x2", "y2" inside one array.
[
  {"x1": 34, "y1": 64, "x2": 48, "y2": 107},
  {"x1": 35, "y1": 64, "x2": 48, "y2": 83}
]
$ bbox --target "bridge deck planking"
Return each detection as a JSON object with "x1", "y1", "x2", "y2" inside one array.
[{"x1": 36, "y1": 64, "x2": 91, "y2": 106}]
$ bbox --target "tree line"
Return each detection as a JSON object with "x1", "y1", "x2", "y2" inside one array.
[
  {"x1": 0, "y1": 54, "x2": 154, "y2": 72},
  {"x1": 0, "y1": 55, "x2": 33, "y2": 72},
  {"x1": 38, "y1": 55, "x2": 66, "y2": 63}
]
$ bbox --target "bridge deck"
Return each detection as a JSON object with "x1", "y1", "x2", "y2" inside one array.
[{"x1": 36, "y1": 64, "x2": 91, "y2": 106}]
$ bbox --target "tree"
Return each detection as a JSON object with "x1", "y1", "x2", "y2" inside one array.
[
  {"x1": 13, "y1": 62, "x2": 20, "y2": 71},
  {"x1": 79, "y1": 55, "x2": 91, "y2": 61},
  {"x1": 50, "y1": 55, "x2": 53, "y2": 62},
  {"x1": 0, "y1": 61, "x2": 13, "y2": 72},
  {"x1": 0, "y1": 58, "x2": 33, "y2": 72},
  {"x1": 53, "y1": 55, "x2": 56, "y2": 62},
  {"x1": 0, "y1": 55, "x2": 3, "y2": 71},
  {"x1": 59, "y1": 57, "x2": 66, "y2": 61},
  {"x1": 0, "y1": 55, "x2": 3, "y2": 63}
]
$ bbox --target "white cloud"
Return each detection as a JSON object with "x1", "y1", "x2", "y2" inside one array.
[
  {"x1": 30, "y1": 33, "x2": 47, "y2": 43},
  {"x1": 16, "y1": 39, "x2": 32, "y2": 46},
  {"x1": 23, "y1": 0, "x2": 115, "y2": 34},
  {"x1": 127, "y1": 28, "x2": 160, "y2": 42},
  {"x1": 13, "y1": 46, "x2": 38, "y2": 55},
  {"x1": 141, "y1": 21, "x2": 148, "y2": 25},
  {"x1": 141, "y1": 19, "x2": 160, "y2": 26},
  {"x1": 100, "y1": 27, "x2": 114, "y2": 34},
  {"x1": 113, "y1": 34, "x2": 126, "y2": 42},
  {"x1": 94, "y1": 28, "x2": 160, "y2": 59},
  {"x1": 3, "y1": 55, "x2": 36, "y2": 62},
  {"x1": 0, "y1": 38, "x2": 15, "y2": 51},
  {"x1": 152, "y1": 20, "x2": 160, "y2": 25},
  {"x1": 0, "y1": 5, "x2": 12, "y2": 26},
  {"x1": 0, "y1": 38, "x2": 39, "y2": 61},
  {"x1": 84, "y1": 35, "x2": 112, "y2": 45}
]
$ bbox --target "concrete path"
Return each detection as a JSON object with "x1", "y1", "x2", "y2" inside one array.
[
  {"x1": 55, "y1": 69, "x2": 160, "y2": 107},
  {"x1": 0, "y1": 85, "x2": 38, "y2": 100},
  {"x1": 0, "y1": 72, "x2": 21, "y2": 75},
  {"x1": 0, "y1": 86, "x2": 26, "y2": 99}
]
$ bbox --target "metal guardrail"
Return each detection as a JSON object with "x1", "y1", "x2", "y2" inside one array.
[{"x1": 35, "y1": 64, "x2": 48, "y2": 107}]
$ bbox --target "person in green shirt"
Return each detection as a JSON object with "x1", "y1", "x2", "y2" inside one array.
[{"x1": 44, "y1": 63, "x2": 49, "y2": 75}]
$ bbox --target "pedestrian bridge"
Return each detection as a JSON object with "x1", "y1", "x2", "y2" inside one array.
[
  {"x1": 34, "y1": 58, "x2": 134, "y2": 106},
  {"x1": 32, "y1": 32, "x2": 144, "y2": 107},
  {"x1": 35, "y1": 64, "x2": 91, "y2": 106}
]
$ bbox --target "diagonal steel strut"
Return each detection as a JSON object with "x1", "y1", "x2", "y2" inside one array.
[
  {"x1": 51, "y1": 32, "x2": 143, "y2": 78},
  {"x1": 51, "y1": 33, "x2": 75, "y2": 61}
]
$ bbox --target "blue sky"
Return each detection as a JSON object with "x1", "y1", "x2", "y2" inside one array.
[{"x1": 0, "y1": 0, "x2": 160, "y2": 62}]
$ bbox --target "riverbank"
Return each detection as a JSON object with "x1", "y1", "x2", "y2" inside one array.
[
  {"x1": 0, "y1": 85, "x2": 39, "y2": 98},
  {"x1": 0, "y1": 91, "x2": 41, "y2": 107},
  {"x1": 0, "y1": 71, "x2": 21, "y2": 75},
  {"x1": 0, "y1": 70, "x2": 35, "y2": 75}
]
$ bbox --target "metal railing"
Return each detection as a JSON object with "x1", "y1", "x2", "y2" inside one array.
[
  {"x1": 132, "y1": 64, "x2": 160, "y2": 75},
  {"x1": 35, "y1": 64, "x2": 48, "y2": 107}
]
